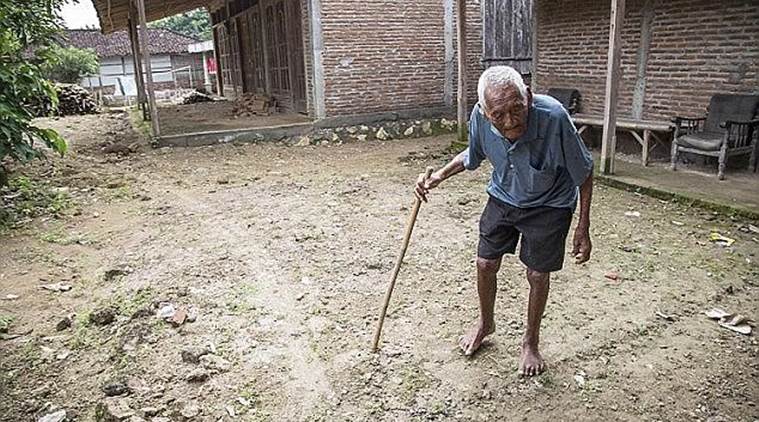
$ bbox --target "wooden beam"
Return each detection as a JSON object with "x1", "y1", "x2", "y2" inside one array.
[
  {"x1": 455, "y1": 0, "x2": 468, "y2": 142},
  {"x1": 126, "y1": 14, "x2": 146, "y2": 114},
  {"x1": 212, "y1": 26, "x2": 224, "y2": 96},
  {"x1": 600, "y1": 0, "x2": 626, "y2": 175},
  {"x1": 632, "y1": 0, "x2": 654, "y2": 119},
  {"x1": 136, "y1": 0, "x2": 161, "y2": 137}
]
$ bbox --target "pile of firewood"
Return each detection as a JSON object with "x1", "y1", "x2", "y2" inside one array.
[
  {"x1": 233, "y1": 93, "x2": 275, "y2": 117},
  {"x1": 55, "y1": 84, "x2": 98, "y2": 116},
  {"x1": 181, "y1": 90, "x2": 214, "y2": 105}
]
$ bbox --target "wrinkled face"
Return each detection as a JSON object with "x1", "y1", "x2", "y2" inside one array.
[{"x1": 483, "y1": 84, "x2": 532, "y2": 140}]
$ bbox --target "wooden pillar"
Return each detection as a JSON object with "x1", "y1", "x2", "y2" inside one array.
[
  {"x1": 212, "y1": 26, "x2": 224, "y2": 96},
  {"x1": 136, "y1": 0, "x2": 160, "y2": 137},
  {"x1": 600, "y1": 0, "x2": 626, "y2": 175},
  {"x1": 455, "y1": 0, "x2": 468, "y2": 142},
  {"x1": 632, "y1": 0, "x2": 654, "y2": 120},
  {"x1": 127, "y1": 15, "x2": 146, "y2": 113},
  {"x1": 259, "y1": 1, "x2": 272, "y2": 94}
]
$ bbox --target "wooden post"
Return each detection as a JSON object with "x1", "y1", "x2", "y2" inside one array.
[
  {"x1": 127, "y1": 15, "x2": 146, "y2": 113},
  {"x1": 600, "y1": 0, "x2": 626, "y2": 175},
  {"x1": 136, "y1": 0, "x2": 160, "y2": 137},
  {"x1": 455, "y1": 0, "x2": 468, "y2": 142},
  {"x1": 632, "y1": 0, "x2": 653, "y2": 120},
  {"x1": 642, "y1": 129, "x2": 650, "y2": 166},
  {"x1": 212, "y1": 26, "x2": 224, "y2": 96}
]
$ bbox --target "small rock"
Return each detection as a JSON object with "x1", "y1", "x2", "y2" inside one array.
[
  {"x1": 421, "y1": 121, "x2": 433, "y2": 135},
  {"x1": 624, "y1": 211, "x2": 641, "y2": 218},
  {"x1": 56, "y1": 316, "x2": 73, "y2": 331},
  {"x1": 375, "y1": 127, "x2": 390, "y2": 141},
  {"x1": 199, "y1": 354, "x2": 231, "y2": 373},
  {"x1": 295, "y1": 136, "x2": 311, "y2": 147},
  {"x1": 356, "y1": 134, "x2": 368, "y2": 142},
  {"x1": 604, "y1": 272, "x2": 621, "y2": 281},
  {"x1": 103, "y1": 381, "x2": 131, "y2": 397},
  {"x1": 170, "y1": 307, "x2": 187, "y2": 326},
  {"x1": 90, "y1": 308, "x2": 117, "y2": 326},
  {"x1": 96, "y1": 397, "x2": 134, "y2": 421},
  {"x1": 104, "y1": 269, "x2": 127, "y2": 281},
  {"x1": 225, "y1": 405, "x2": 235, "y2": 417},
  {"x1": 216, "y1": 178, "x2": 230, "y2": 185},
  {"x1": 185, "y1": 368, "x2": 209, "y2": 383},
  {"x1": 181, "y1": 346, "x2": 210, "y2": 364},
  {"x1": 2, "y1": 294, "x2": 19, "y2": 300},
  {"x1": 156, "y1": 304, "x2": 175, "y2": 320},
  {"x1": 40, "y1": 283, "x2": 72, "y2": 293},
  {"x1": 38, "y1": 409, "x2": 66, "y2": 422},
  {"x1": 403, "y1": 126, "x2": 414, "y2": 136},
  {"x1": 140, "y1": 407, "x2": 159, "y2": 417},
  {"x1": 296, "y1": 293, "x2": 305, "y2": 301},
  {"x1": 179, "y1": 402, "x2": 200, "y2": 419}
]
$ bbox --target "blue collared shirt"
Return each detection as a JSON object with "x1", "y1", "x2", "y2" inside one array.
[{"x1": 463, "y1": 94, "x2": 593, "y2": 210}]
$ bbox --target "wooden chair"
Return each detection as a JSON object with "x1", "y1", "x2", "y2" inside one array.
[
  {"x1": 671, "y1": 94, "x2": 759, "y2": 179},
  {"x1": 547, "y1": 88, "x2": 581, "y2": 115}
]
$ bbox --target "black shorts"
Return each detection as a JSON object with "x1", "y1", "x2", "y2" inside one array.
[{"x1": 478, "y1": 196, "x2": 573, "y2": 273}]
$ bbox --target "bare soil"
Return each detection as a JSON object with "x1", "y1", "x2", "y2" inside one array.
[
  {"x1": 157, "y1": 101, "x2": 312, "y2": 136},
  {"x1": 1, "y1": 112, "x2": 757, "y2": 421}
]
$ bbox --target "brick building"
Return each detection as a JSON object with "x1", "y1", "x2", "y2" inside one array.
[
  {"x1": 535, "y1": 0, "x2": 759, "y2": 122},
  {"x1": 207, "y1": 0, "x2": 486, "y2": 119}
]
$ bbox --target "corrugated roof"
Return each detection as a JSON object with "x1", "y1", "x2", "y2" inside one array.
[{"x1": 63, "y1": 28, "x2": 199, "y2": 57}]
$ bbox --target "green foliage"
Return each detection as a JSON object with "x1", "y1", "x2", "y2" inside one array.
[
  {"x1": 0, "y1": 314, "x2": 13, "y2": 333},
  {"x1": 41, "y1": 44, "x2": 99, "y2": 83},
  {"x1": 0, "y1": 175, "x2": 72, "y2": 231},
  {"x1": 0, "y1": 0, "x2": 68, "y2": 182},
  {"x1": 149, "y1": 8, "x2": 211, "y2": 41}
]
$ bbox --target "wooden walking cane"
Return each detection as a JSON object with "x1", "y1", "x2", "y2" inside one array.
[{"x1": 372, "y1": 167, "x2": 435, "y2": 352}]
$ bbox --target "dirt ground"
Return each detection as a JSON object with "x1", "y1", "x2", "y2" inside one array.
[
  {"x1": 157, "y1": 101, "x2": 312, "y2": 136},
  {"x1": 1, "y1": 112, "x2": 757, "y2": 422}
]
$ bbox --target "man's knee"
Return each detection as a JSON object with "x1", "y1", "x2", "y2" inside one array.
[
  {"x1": 476, "y1": 257, "x2": 501, "y2": 274},
  {"x1": 526, "y1": 268, "x2": 550, "y2": 285}
]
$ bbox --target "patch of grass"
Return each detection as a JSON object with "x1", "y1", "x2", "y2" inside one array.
[
  {"x1": 38, "y1": 224, "x2": 93, "y2": 245},
  {"x1": 106, "y1": 185, "x2": 132, "y2": 201},
  {"x1": 226, "y1": 282, "x2": 258, "y2": 315},
  {"x1": 0, "y1": 176, "x2": 73, "y2": 232},
  {"x1": 0, "y1": 314, "x2": 14, "y2": 333},
  {"x1": 67, "y1": 311, "x2": 97, "y2": 350}
]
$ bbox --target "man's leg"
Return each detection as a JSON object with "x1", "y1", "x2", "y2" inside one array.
[
  {"x1": 459, "y1": 256, "x2": 501, "y2": 355},
  {"x1": 521, "y1": 268, "x2": 550, "y2": 376}
]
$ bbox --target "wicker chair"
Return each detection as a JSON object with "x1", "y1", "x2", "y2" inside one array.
[
  {"x1": 671, "y1": 94, "x2": 759, "y2": 179},
  {"x1": 547, "y1": 88, "x2": 581, "y2": 115}
]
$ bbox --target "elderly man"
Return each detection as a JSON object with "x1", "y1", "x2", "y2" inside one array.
[{"x1": 415, "y1": 66, "x2": 593, "y2": 376}]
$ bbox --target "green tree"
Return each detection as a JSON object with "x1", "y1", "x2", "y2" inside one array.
[
  {"x1": 150, "y1": 8, "x2": 211, "y2": 41},
  {"x1": 41, "y1": 44, "x2": 99, "y2": 83},
  {"x1": 0, "y1": 0, "x2": 68, "y2": 185}
]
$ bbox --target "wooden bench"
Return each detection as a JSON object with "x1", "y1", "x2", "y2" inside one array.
[{"x1": 572, "y1": 114, "x2": 674, "y2": 166}]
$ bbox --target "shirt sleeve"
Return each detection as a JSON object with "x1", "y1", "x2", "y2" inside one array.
[
  {"x1": 463, "y1": 105, "x2": 486, "y2": 171},
  {"x1": 560, "y1": 112, "x2": 594, "y2": 186}
]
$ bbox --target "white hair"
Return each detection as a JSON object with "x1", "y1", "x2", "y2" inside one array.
[{"x1": 477, "y1": 66, "x2": 528, "y2": 112}]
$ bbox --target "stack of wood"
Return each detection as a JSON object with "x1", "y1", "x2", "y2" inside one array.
[
  {"x1": 181, "y1": 90, "x2": 214, "y2": 105},
  {"x1": 55, "y1": 84, "x2": 98, "y2": 116},
  {"x1": 233, "y1": 93, "x2": 275, "y2": 117}
]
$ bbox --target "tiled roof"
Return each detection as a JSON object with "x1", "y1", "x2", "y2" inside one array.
[{"x1": 63, "y1": 28, "x2": 199, "y2": 57}]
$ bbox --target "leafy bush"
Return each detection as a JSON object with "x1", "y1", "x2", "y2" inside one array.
[
  {"x1": 0, "y1": 1, "x2": 68, "y2": 184},
  {"x1": 41, "y1": 44, "x2": 99, "y2": 84}
]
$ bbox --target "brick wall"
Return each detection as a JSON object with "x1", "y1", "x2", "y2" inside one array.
[
  {"x1": 536, "y1": 0, "x2": 759, "y2": 120},
  {"x1": 319, "y1": 0, "x2": 483, "y2": 117}
]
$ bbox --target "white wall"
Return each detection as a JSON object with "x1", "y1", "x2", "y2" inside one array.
[{"x1": 81, "y1": 55, "x2": 174, "y2": 90}]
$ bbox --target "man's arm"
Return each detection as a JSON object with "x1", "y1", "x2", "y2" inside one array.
[
  {"x1": 414, "y1": 149, "x2": 467, "y2": 202},
  {"x1": 572, "y1": 171, "x2": 593, "y2": 264}
]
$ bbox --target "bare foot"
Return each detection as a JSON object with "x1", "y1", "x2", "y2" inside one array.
[
  {"x1": 519, "y1": 342, "x2": 546, "y2": 377},
  {"x1": 458, "y1": 319, "x2": 495, "y2": 356}
]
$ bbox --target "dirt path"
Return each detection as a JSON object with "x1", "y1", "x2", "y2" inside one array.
[{"x1": 1, "y1": 113, "x2": 757, "y2": 421}]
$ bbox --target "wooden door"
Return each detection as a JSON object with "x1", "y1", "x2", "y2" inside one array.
[
  {"x1": 482, "y1": 0, "x2": 533, "y2": 76},
  {"x1": 287, "y1": 0, "x2": 306, "y2": 114}
]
